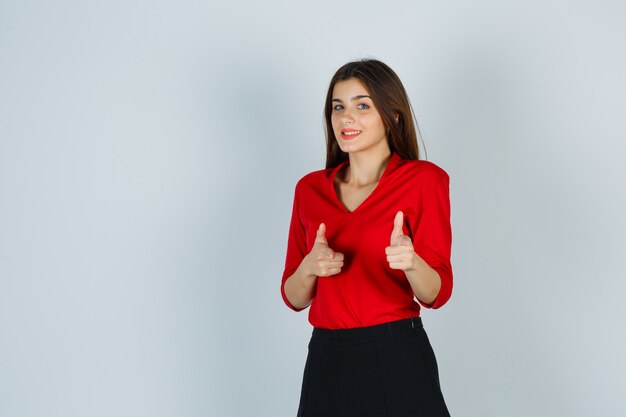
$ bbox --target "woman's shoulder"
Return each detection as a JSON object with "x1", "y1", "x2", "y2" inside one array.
[
  {"x1": 397, "y1": 158, "x2": 450, "y2": 183},
  {"x1": 293, "y1": 166, "x2": 335, "y2": 190}
]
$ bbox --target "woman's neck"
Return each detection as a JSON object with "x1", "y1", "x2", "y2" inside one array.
[{"x1": 341, "y1": 148, "x2": 392, "y2": 187}]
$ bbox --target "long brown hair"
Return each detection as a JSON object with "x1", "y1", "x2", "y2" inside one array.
[{"x1": 323, "y1": 59, "x2": 424, "y2": 169}]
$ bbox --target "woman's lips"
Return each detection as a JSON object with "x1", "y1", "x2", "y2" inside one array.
[{"x1": 341, "y1": 129, "x2": 361, "y2": 140}]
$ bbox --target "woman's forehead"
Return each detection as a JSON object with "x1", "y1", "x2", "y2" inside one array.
[{"x1": 332, "y1": 78, "x2": 370, "y2": 97}]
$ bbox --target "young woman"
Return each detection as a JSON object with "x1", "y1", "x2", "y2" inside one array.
[{"x1": 281, "y1": 59, "x2": 453, "y2": 417}]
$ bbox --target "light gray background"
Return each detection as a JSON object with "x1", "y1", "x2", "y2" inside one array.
[{"x1": 1, "y1": 1, "x2": 625, "y2": 416}]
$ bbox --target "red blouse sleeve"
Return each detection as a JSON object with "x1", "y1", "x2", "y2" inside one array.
[
  {"x1": 280, "y1": 180, "x2": 308, "y2": 311},
  {"x1": 409, "y1": 166, "x2": 453, "y2": 309}
]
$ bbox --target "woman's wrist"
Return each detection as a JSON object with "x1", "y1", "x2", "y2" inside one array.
[
  {"x1": 297, "y1": 257, "x2": 318, "y2": 289},
  {"x1": 404, "y1": 252, "x2": 441, "y2": 304},
  {"x1": 405, "y1": 251, "x2": 424, "y2": 273}
]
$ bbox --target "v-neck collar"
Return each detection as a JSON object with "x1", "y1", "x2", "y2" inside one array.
[{"x1": 329, "y1": 152, "x2": 401, "y2": 214}]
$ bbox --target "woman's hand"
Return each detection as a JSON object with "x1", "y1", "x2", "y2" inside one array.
[
  {"x1": 386, "y1": 211, "x2": 441, "y2": 304},
  {"x1": 303, "y1": 223, "x2": 344, "y2": 277},
  {"x1": 385, "y1": 211, "x2": 419, "y2": 271},
  {"x1": 284, "y1": 222, "x2": 343, "y2": 309}
]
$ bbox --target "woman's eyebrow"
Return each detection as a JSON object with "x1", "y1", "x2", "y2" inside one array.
[{"x1": 332, "y1": 95, "x2": 372, "y2": 102}]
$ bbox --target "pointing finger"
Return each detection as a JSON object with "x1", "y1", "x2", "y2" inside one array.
[
  {"x1": 390, "y1": 211, "x2": 404, "y2": 243},
  {"x1": 315, "y1": 223, "x2": 328, "y2": 245}
]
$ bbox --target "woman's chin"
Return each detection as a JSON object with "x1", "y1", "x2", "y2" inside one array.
[{"x1": 337, "y1": 142, "x2": 359, "y2": 154}]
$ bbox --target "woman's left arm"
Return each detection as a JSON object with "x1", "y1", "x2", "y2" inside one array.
[
  {"x1": 385, "y1": 167, "x2": 453, "y2": 308},
  {"x1": 386, "y1": 211, "x2": 442, "y2": 305}
]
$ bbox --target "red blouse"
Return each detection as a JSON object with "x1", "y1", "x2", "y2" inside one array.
[{"x1": 280, "y1": 152, "x2": 453, "y2": 329}]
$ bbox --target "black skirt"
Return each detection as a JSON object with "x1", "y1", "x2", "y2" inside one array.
[{"x1": 296, "y1": 317, "x2": 450, "y2": 417}]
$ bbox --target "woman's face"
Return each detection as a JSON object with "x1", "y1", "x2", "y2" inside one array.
[{"x1": 330, "y1": 78, "x2": 388, "y2": 155}]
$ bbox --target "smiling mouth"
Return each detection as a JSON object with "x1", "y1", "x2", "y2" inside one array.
[{"x1": 341, "y1": 130, "x2": 361, "y2": 140}]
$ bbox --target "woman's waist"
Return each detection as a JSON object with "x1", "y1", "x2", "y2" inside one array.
[{"x1": 311, "y1": 316, "x2": 423, "y2": 341}]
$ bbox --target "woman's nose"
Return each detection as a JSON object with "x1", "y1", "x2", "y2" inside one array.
[{"x1": 341, "y1": 110, "x2": 355, "y2": 124}]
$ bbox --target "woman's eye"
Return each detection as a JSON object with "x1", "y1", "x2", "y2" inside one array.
[
  {"x1": 333, "y1": 104, "x2": 344, "y2": 111},
  {"x1": 357, "y1": 103, "x2": 369, "y2": 109}
]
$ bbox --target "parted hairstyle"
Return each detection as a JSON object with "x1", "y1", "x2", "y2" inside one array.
[{"x1": 324, "y1": 59, "x2": 424, "y2": 169}]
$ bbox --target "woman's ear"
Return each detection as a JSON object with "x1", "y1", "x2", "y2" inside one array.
[{"x1": 394, "y1": 113, "x2": 400, "y2": 123}]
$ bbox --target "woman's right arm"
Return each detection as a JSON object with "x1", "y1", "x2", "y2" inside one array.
[
  {"x1": 283, "y1": 258, "x2": 318, "y2": 310},
  {"x1": 283, "y1": 223, "x2": 344, "y2": 310}
]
